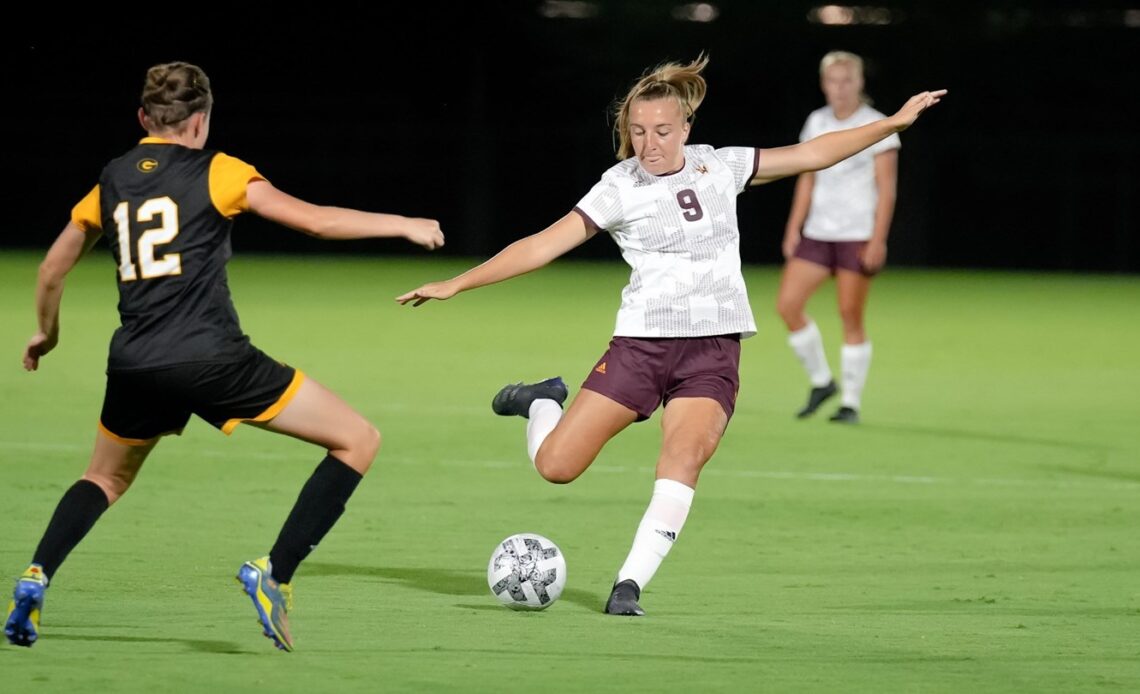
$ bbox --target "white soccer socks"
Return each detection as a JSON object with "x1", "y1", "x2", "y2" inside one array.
[
  {"x1": 790, "y1": 324, "x2": 873, "y2": 412},
  {"x1": 788, "y1": 321, "x2": 833, "y2": 387},
  {"x1": 840, "y1": 342, "x2": 872, "y2": 410},
  {"x1": 615, "y1": 479, "x2": 695, "y2": 590},
  {"x1": 526, "y1": 399, "x2": 563, "y2": 465}
]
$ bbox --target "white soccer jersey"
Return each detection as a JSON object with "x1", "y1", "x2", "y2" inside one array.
[
  {"x1": 574, "y1": 144, "x2": 759, "y2": 339},
  {"x1": 800, "y1": 104, "x2": 901, "y2": 242}
]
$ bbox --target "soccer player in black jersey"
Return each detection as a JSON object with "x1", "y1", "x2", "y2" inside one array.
[{"x1": 4, "y1": 62, "x2": 444, "y2": 652}]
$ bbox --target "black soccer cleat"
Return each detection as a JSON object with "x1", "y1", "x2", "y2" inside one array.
[
  {"x1": 795, "y1": 380, "x2": 838, "y2": 418},
  {"x1": 829, "y1": 406, "x2": 860, "y2": 424},
  {"x1": 492, "y1": 377, "x2": 569, "y2": 418},
  {"x1": 604, "y1": 579, "x2": 645, "y2": 616}
]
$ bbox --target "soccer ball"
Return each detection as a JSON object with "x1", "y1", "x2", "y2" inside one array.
[{"x1": 487, "y1": 533, "x2": 567, "y2": 610}]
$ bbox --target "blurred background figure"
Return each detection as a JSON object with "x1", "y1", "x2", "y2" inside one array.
[{"x1": 777, "y1": 51, "x2": 900, "y2": 424}]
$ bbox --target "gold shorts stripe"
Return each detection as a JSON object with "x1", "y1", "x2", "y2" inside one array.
[
  {"x1": 98, "y1": 421, "x2": 157, "y2": 446},
  {"x1": 221, "y1": 370, "x2": 306, "y2": 435}
]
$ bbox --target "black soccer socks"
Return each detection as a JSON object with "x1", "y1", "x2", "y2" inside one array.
[
  {"x1": 268, "y1": 455, "x2": 363, "y2": 584},
  {"x1": 32, "y1": 479, "x2": 110, "y2": 581}
]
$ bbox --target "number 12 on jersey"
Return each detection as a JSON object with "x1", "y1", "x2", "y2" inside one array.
[{"x1": 112, "y1": 197, "x2": 182, "y2": 281}]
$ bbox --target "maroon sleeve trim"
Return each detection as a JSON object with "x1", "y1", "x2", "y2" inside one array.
[{"x1": 572, "y1": 206, "x2": 603, "y2": 233}]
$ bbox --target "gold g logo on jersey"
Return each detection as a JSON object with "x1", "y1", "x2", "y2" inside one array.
[{"x1": 137, "y1": 158, "x2": 159, "y2": 173}]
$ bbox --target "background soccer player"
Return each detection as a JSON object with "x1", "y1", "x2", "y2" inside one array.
[{"x1": 777, "y1": 51, "x2": 902, "y2": 424}]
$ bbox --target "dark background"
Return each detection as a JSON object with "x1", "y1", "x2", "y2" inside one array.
[{"x1": 6, "y1": 1, "x2": 1138, "y2": 271}]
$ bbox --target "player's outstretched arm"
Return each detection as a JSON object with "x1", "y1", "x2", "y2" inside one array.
[
  {"x1": 246, "y1": 180, "x2": 444, "y2": 249},
  {"x1": 396, "y1": 212, "x2": 595, "y2": 307},
  {"x1": 752, "y1": 89, "x2": 947, "y2": 185},
  {"x1": 24, "y1": 222, "x2": 102, "y2": 371}
]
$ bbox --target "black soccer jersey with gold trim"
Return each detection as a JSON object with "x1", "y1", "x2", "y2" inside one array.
[{"x1": 71, "y1": 138, "x2": 266, "y2": 371}]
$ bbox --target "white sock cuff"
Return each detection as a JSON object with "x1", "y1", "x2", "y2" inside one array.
[
  {"x1": 526, "y1": 399, "x2": 563, "y2": 466},
  {"x1": 841, "y1": 342, "x2": 872, "y2": 358},
  {"x1": 653, "y1": 478, "x2": 695, "y2": 507},
  {"x1": 528, "y1": 398, "x2": 561, "y2": 418},
  {"x1": 787, "y1": 320, "x2": 821, "y2": 348}
]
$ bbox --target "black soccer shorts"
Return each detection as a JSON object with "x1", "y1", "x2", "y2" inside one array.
[{"x1": 98, "y1": 348, "x2": 303, "y2": 444}]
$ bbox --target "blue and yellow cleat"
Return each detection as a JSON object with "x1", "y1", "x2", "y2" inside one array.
[
  {"x1": 235, "y1": 557, "x2": 294, "y2": 652},
  {"x1": 5, "y1": 564, "x2": 48, "y2": 647}
]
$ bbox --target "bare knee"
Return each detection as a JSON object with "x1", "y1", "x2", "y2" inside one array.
[
  {"x1": 777, "y1": 290, "x2": 813, "y2": 331},
  {"x1": 81, "y1": 473, "x2": 129, "y2": 505},
  {"x1": 776, "y1": 293, "x2": 804, "y2": 327},
  {"x1": 357, "y1": 424, "x2": 382, "y2": 473},
  {"x1": 658, "y1": 439, "x2": 720, "y2": 483},
  {"x1": 335, "y1": 421, "x2": 381, "y2": 475},
  {"x1": 534, "y1": 444, "x2": 591, "y2": 484}
]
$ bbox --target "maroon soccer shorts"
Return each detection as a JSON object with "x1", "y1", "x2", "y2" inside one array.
[
  {"x1": 793, "y1": 236, "x2": 878, "y2": 276},
  {"x1": 581, "y1": 335, "x2": 741, "y2": 421}
]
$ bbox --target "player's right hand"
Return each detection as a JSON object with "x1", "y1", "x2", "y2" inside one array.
[
  {"x1": 404, "y1": 218, "x2": 445, "y2": 250},
  {"x1": 23, "y1": 332, "x2": 57, "y2": 371},
  {"x1": 782, "y1": 231, "x2": 801, "y2": 260},
  {"x1": 396, "y1": 280, "x2": 459, "y2": 307}
]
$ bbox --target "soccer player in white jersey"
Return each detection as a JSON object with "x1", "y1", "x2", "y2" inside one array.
[
  {"x1": 398, "y1": 55, "x2": 943, "y2": 615},
  {"x1": 778, "y1": 51, "x2": 902, "y2": 424}
]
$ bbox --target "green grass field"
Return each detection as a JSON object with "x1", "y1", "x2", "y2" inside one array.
[{"x1": 1, "y1": 252, "x2": 1137, "y2": 692}]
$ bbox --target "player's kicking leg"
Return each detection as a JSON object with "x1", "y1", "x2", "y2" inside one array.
[{"x1": 494, "y1": 376, "x2": 640, "y2": 485}]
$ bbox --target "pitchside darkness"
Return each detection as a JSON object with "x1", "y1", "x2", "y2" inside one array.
[{"x1": 7, "y1": 2, "x2": 1138, "y2": 271}]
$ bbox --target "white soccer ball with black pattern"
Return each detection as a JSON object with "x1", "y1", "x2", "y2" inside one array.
[{"x1": 487, "y1": 533, "x2": 567, "y2": 610}]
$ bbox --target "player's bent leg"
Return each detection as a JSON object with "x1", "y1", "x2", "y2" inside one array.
[
  {"x1": 776, "y1": 259, "x2": 831, "y2": 332},
  {"x1": 533, "y1": 389, "x2": 638, "y2": 484},
  {"x1": 255, "y1": 378, "x2": 380, "y2": 475},
  {"x1": 781, "y1": 260, "x2": 837, "y2": 416},
  {"x1": 491, "y1": 376, "x2": 571, "y2": 470},
  {"x1": 243, "y1": 378, "x2": 371, "y2": 650}
]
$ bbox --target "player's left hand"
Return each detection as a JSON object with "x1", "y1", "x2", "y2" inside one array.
[
  {"x1": 396, "y1": 280, "x2": 459, "y2": 307},
  {"x1": 860, "y1": 240, "x2": 888, "y2": 273},
  {"x1": 889, "y1": 89, "x2": 947, "y2": 132},
  {"x1": 23, "y1": 332, "x2": 57, "y2": 371}
]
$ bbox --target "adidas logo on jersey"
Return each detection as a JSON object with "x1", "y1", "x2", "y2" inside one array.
[
  {"x1": 595, "y1": 362, "x2": 607, "y2": 374},
  {"x1": 655, "y1": 529, "x2": 677, "y2": 542}
]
